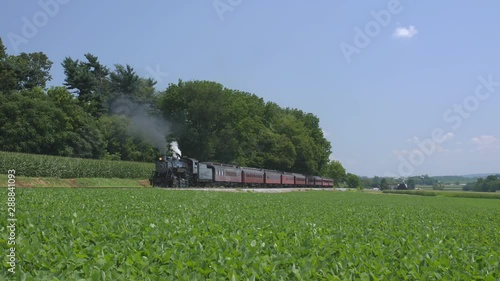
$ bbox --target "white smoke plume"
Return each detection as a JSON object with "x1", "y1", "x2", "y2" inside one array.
[
  {"x1": 110, "y1": 96, "x2": 171, "y2": 155},
  {"x1": 170, "y1": 141, "x2": 182, "y2": 159}
]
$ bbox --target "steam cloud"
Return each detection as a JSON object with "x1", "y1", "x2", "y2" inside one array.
[
  {"x1": 170, "y1": 141, "x2": 182, "y2": 159},
  {"x1": 110, "y1": 96, "x2": 171, "y2": 155}
]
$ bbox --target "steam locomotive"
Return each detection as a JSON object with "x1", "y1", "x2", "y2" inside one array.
[{"x1": 149, "y1": 156, "x2": 334, "y2": 188}]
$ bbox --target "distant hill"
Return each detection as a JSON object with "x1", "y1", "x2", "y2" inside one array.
[
  {"x1": 460, "y1": 173, "x2": 500, "y2": 178},
  {"x1": 432, "y1": 173, "x2": 500, "y2": 184}
]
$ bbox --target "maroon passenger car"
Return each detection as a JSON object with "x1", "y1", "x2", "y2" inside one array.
[
  {"x1": 241, "y1": 167, "x2": 264, "y2": 185},
  {"x1": 281, "y1": 172, "x2": 295, "y2": 186},
  {"x1": 293, "y1": 173, "x2": 306, "y2": 186},
  {"x1": 208, "y1": 163, "x2": 242, "y2": 185},
  {"x1": 264, "y1": 170, "x2": 281, "y2": 185}
]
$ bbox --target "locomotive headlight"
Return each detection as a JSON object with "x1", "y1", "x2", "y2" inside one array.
[{"x1": 159, "y1": 157, "x2": 163, "y2": 161}]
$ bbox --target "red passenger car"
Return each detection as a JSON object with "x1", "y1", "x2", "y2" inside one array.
[
  {"x1": 241, "y1": 168, "x2": 264, "y2": 185},
  {"x1": 281, "y1": 172, "x2": 295, "y2": 186},
  {"x1": 208, "y1": 163, "x2": 242, "y2": 184},
  {"x1": 313, "y1": 176, "x2": 323, "y2": 186},
  {"x1": 322, "y1": 178, "x2": 334, "y2": 187},
  {"x1": 264, "y1": 170, "x2": 281, "y2": 185},
  {"x1": 294, "y1": 173, "x2": 306, "y2": 186}
]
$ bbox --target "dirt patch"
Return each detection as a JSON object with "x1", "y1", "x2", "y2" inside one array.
[
  {"x1": 15, "y1": 179, "x2": 34, "y2": 187},
  {"x1": 67, "y1": 179, "x2": 79, "y2": 187},
  {"x1": 33, "y1": 178, "x2": 48, "y2": 187},
  {"x1": 137, "y1": 180, "x2": 151, "y2": 187}
]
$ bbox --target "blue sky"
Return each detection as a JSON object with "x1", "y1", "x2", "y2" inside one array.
[{"x1": 2, "y1": 0, "x2": 499, "y2": 177}]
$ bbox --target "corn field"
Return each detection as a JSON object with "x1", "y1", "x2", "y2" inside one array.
[{"x1": 0, "y1": 151, "x2": 154, "y2": 179}]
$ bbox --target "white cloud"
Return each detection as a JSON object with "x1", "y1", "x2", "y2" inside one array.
[
  {"x1": 472, "y1": 135, "x2": 498, "y2": 145},
  {"x1": 442, "y1": 132, "x2": 455, "y2": 142},
  {"x1": 471, "y1": 135, "x2": 500, "y2": 152},
  {"x1": 393, "y1": 25, "x2": 418, "y2": 38}
]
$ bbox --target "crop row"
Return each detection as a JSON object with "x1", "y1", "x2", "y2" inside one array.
[
  {"x1": 383, "y1": 190, "x2": 500, "y2": 199},
  {"x1": 2, "y1": 189, "x2": 499, "y2": 280},
  {"x1": 0, "y1": 151, "x2": 154, "y2": 179}
]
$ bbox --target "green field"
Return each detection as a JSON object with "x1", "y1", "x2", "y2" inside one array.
[
  {"x1": 0, "y1": 174, "x2": 149, "y2": 188},
  {"x1": 1, "y1": 189, "x2": 499, "y2": 280},
  {"x1": 0, "y1": 151, "x2": 154, "y2": 179},
  {"x1": 382, "y1": 189, "x2": 500, "y2": 199}
]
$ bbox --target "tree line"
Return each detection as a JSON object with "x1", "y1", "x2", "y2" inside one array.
[
  {"x1": 354, "y1": 174, "x2": 500, "y2": 193},
  {"x1": 0, "y1": 37, "x2": 342, "y2": 178},
  {"x1": 354, "y1": 175, "x2": 437, "y2": 190},
  {"x1": 463, "y1": 175, "x2": 500, "y2": 192}
]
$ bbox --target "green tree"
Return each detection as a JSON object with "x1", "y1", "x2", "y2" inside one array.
[
  {"x1": 469, "y1": 175, "x2": 500, "y2": 192},
  {"x1": 0, "y1": 88, "x2": 63, "y2": 154},
  {"x1": 432, "y1": 182, "x2": 445, "y2": 190},
  {"x1": 9, "y1": 52, "x2": 53, "y2": 90},
  {"x1": 380, "y1": 178, "x2": 390, "y2": 190},
  {"x1": 97, "y1": 115, "x2": 157, "y2": 162},
  {"x1": 0, "y1": 38, "x2": 52, "y2": 92},
  {"x1": 284, "y1": 109, "x2": 331, "y2": 174},
  {"x1": 371, "y1": 176, "x2": 381, "y2": 188},
  {"x1": 158, "y1": 80, "x2": 332, "y2": 174},
  {"x1": 361, "y1": 177, "x2": 372, "y2": 189},
  {"x1": 346, "y1": 173, "x2": 362, "y2": 189},
  {"x1": 62, "y1": 54, "x2": 111, "y2": 116},
  {"x1": 322, "y1": 160, "x2": 346, "y2": 186},
  {"x1": 418, "y1": 174, "x2": 437, "y2": 186},
  {"x1": 407, "y1": 178, "x2": 416, "y2": 189},
  {"x1": 0, "y1": 87, "x2": 105, "y2": 158},
  {"x1": 463, "y1": 182, "x2": 475, "y2": 191},
  {"x1": 0, "y1": 37, "x2": 5, "y2": 59},
  {"x1": 0, "y1": 38, "x2": 18, "y2": 93},
  {"x1": 159, "y1": 80, "x2": 229, "y2": 162},
  {"x1": 46, "y1": 86, "x2": 106, "y2": 158},
  {"x1": 63, "y1": 57, "x2": 98, "y2": 101},
  {"x1": 258, "y1": 131, "x2": 296, "y2": 171},
  {"x1": 108, "y1": 64, "x2": 158, "y2": 118},
  {"x1": 110, "y1": 64, "x2": 139, "y2": 95},
  {"x1": 135, "y1": 77, "x2": 157, "y2": 102}
]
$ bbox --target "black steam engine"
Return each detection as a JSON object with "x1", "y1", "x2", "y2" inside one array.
[{"x1": 149, "y1": 156, "x2": 190, "y2": 187}]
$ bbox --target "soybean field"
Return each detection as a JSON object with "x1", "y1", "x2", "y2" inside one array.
[{"x1": 1, "y1": 189, "x2": 499, "y2": 280}]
